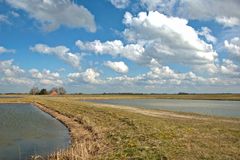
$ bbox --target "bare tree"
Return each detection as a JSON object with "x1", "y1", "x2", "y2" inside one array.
[
  {"x1": 58, "y1": 87, "x2": 66, "y2": 95},
  {"x1": 29, "y1": 87, "x2": 39, "y2": 95}
]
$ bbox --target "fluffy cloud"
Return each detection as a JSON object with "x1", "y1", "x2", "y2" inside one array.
[
  {"x1": 104, "y1": 61, "x2": 129, "y2": 73},
  {"x1": 29, "y1": 69, "x2": 60, "y2": 79},
  {"x1": 198, "y1": 27, "x2": 217, "y2": 44},
  {"x1": 30, "y1": 44, "x2": 81, "y2": 67},
  {"x1": 106, "y1": 75, "x2": 143, "y2": 86},
  {"x1": 139, "y1": 0, "x2": 240, "y2": 27},
  {"x1": 105, "y1": 61, "x2": 240, "y2": 90},
  {"x1": 220, "y1": 59, "x2": 240, "y2": 77},
  {"x1": 76, "y1": 40, "x2": 122, "y2": 56},
  {"x1": 0, "y1": 14, "x2": 9, "y2": 24},
  {"x1": 216, "y1": 17, "x2": 240, "y2": 27},
  {"x1": 0, "y1": 46, "x2": 15, "y2": 54},
  {"x1": 105, "y1": 65, "x2": 209, "y2": 88},
  {"x1": 140, "y1": 0, "x2": 176, "y2": 15},
  {"x1": 0, "y1": 60, "x2": 32, "y2": 86},
  {"x1": 76, "y1": 40, "x2": 144, "y2": 62},
  {"x1": 0, "y1": 59, "x2": 24, "y2": 77},
  {"x1": 143, "y1": 65, "x2": 208, "y2": 85},
  {"x1": 77, "y1": 11, "x2": 218, "y2": 74},
  {"x1": 177, "y1": 0, "x2": 240, "y2": 20},
  {"x1": 68, "y1": 68, "x2": 102, "y2": 84},
  {"x1": 224, "y1": 37, "x2": 240, "y2": 58},
  {"x1": 109, "y1": 0, "x2": 129, "y2": 9},
  {"x1": 0, "y1": 59, "x2": 65, "y2": 86},
  {"x1": 1, "y1": 77, "x2": 33, "y2": 86},
  {"x1": 29, "y1": 69, "x2": 63, "y2": 86},
  {"x1": 123, "y1": 11, "x2": 218, "y2": 73},
  {"x1": 73, "y1": 10, "x2": 240, "y2": 89},
  {"x1": 6, "y1": 0, "x2": 96, "y2": 32},
  {"x1": 178, "y1": 0, "x2": 240, "y2": 27}
]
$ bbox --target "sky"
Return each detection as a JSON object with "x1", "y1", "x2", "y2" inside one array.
[{"x1": 0, "y1": 0, "x2": 240, "y2": 93}]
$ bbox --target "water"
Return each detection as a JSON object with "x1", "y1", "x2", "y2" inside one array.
[
  {"x1": 0, "y1": 104, "x2": 70, "y2": 160},
  {"x1": 0, "y1": 96, "x2": 22, "y2": 98},
  {"x1": 89, "y1": 99, "x2": 240, "y2": 118}
]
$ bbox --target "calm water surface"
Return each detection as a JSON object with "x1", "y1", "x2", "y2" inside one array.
[
  {"x1": 89, "y1": 99, "x2": 240, "y2": 118},
  {"x1": 0, "y1": 104, "x2": 70, "y2": 160},
  {"x1": 0, "y1": 96, "x2": 22, "y2": 98}
]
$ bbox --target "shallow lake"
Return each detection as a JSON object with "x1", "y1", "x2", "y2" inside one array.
[
  {"x1": 89, "y1": 99, "x2": 240, "y2": 118},
  {"x1": 0, "y1": 104, "x2": 70, "y2": 160}
]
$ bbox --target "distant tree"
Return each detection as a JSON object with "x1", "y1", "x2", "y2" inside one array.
[
  {"x1": 178, "y1": 92, "x2": 189, "y2": 95},
  {"x1": 29, "y1": 87, "x2": 39, "y2": 95},
  {"x1": 39, "y1": 89, "x2": 48, "y2": 95},
  {"x1": 58, "y1": 87, "x2": 66, "y2": 95}
]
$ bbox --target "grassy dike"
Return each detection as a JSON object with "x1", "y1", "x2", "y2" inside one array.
[{"x1": 0, "y1": 95, "x2": 240, "y2": 159}]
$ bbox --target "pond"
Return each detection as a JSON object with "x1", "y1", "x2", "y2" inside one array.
[
  {"x1": 89, "y1": 99, "x2": 240, "y2": 118},
  {"x1": 0, "y1": 103, "x2": 70, "y2": 160}
]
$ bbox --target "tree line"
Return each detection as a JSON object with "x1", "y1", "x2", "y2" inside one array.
[{"x1": 29, "y1": 87, "x2": 66, "y2": 95}]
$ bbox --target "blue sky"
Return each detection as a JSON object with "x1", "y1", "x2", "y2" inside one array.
[{"x1": 0, "y1": 0, "x2": 240, "y2": 93}]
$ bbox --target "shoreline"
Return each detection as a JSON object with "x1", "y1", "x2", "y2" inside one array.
[
  {"x1": 72, "y1": 93, "x2": 240, "y2": 101},
  {"x1": 89, "y1": 102, "x2": 240, "y2": 124},
  {"x1": 0, "y1": 101, "x2": 101, "y2": 159},
  {"x1": 81, "y1": 97, "x2": 240, "y2": 101},
  {"x1": 32, "y1": 102, "x2": 102, "y2": 159}
]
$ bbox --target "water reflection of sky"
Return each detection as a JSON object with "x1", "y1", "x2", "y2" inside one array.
[
  {"x1": 0, "y1": 104, "x2": 70, "y2": 160},
  {"x1": 89, "y1": 99, "x2": 240, "y2": 118}
]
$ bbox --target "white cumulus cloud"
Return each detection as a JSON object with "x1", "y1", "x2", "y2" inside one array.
[
  {"x1": 0, "y1": 59, "x2": 24, "y2": 77},
  {"x1": 139, "y1": 0, "x2": 240, "y2": 27},
  {"x1": 0, "y1": 46, "x2": 15, "y2": 54},
  {"x1": 224, "y1": 37, "x2": 240, "y2": 58},
  {"x1": 76, "y1": 11, "x2": 219, "y2": 74},
  {"x1": 177, "y1": 0, "x2": 240, "y2": 20},
  {"x1": 104, "y1": 61, "x2": 129, "y2": 73},
  {"x1": 29, "y1": 69, "x2": 63, "y2": 86},
  {"x1": 30, "y1": 44, "x2": 81, "y2": 67},
  {"x1": 123, "y1": 11, "x2": 218, "y2": 73},
  {"x1": 109, "y1": 0, "x2": 130, "y2": 9},
  {"x1": 6, "y1": 0, "x2": 96, "y2": 32},
  {"x1": 0, "y1": 59, "x2": 33, "y2": 86},
  {"x1": 76, "y1": 40, "x2": 145, "y2": 62},
  {"x1": 198, "y1": 27, "x2": 217, "y2": 44},
  {"x1": 216, "y1": 16, "x2": 240, "y2": 27},
  {"x1": 220, "y1": 59, "x2": 240, "y2": 77},
  {"x1": 68, "y1": 68, "x2": 102, "y2": 84}
]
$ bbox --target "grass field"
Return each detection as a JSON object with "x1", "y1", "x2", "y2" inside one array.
[{"x1": 0, "y1": 94, "x2": 240, "y2": 159}]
